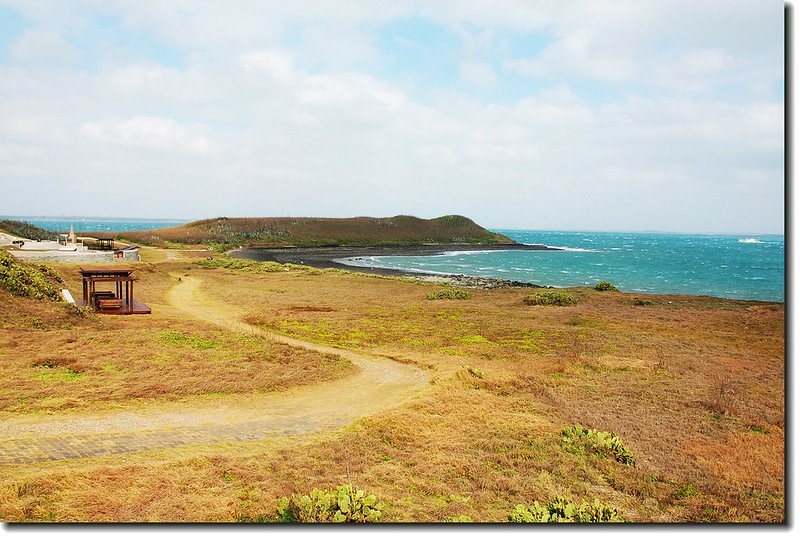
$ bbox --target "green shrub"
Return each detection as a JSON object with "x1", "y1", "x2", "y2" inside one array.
[
  {"x1": 593, "y1": 281, "x2": 618, "y2": 292},
  {"x1": 633, "y1": 298, "x2": 653, "y2": 306},
  {"x1": 444, "y1": 515, "x2": 473, "y2": 523},
  {"x1": 426, "y1": 288, "x2": 471, "y2": 300},
  {"x1": 523, "y1": 291, "x2": 577, "y2": 306},
  {"x1": 673, "y1": 483, "x2": 697, "y2": 499},
  {"x1": 509, "y1": 495, "x2": 623, "y2": 523},
  {"x1": 0, "y1": 250, "x2": 62, "y2": 301},
  {"x1": 66, "y1": 303, "x2": 94, "y2": 318},
  {"x1": 276, "y1": 484, "x2": 384, "y2": 523},
  {"x1": 561, "y1": 424, "x2": 636, "y2": 466},
  {"x1": 464, "y1": 366, "x2": 484, "y2": 378},
  {"x1": 196, "y1": 257, "x2": 286, "y2": 273},
  {"x1": 202, "y1": 242, "x2": 230, "y2": 253}
]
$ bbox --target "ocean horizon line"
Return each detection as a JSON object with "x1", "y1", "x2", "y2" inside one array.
[{"x1": 0, "y1": 215, "x2": 784, "y2": 237}]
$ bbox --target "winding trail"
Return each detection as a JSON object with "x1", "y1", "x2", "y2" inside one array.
[{"x1": 0, "y1": 276, "x2": 430, "y2": 465}]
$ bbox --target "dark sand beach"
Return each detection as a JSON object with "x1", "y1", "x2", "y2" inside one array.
[{"x1": 232, "y1": 243, "x2": 559, "y2": 289}]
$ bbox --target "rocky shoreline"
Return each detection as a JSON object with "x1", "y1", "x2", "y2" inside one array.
[{"x1": 231, "y1": 243, "x2": 557, "y2": 290}]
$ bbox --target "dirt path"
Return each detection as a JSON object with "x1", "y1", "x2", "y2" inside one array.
[{"x1": 0, "y1": 276, "x2": 430, "y2": 465}]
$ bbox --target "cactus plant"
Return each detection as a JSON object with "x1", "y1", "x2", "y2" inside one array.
[
  {"x1": 509, "y1": 495, "x2": 623, "y2": 523},
  {"x1": 276, "y1": 484, "x2": 384, "y2": 523},
  {"x1": 561, "y1": 424, "x2": 636, "y2": 466}
]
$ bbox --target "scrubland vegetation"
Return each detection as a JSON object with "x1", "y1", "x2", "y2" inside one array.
[
  {"x1": 426, "y1": 288, "x2": 472, "y2": 300},
  {"x1": 593, "y1": 281, "x2": 619, "y2": 292},
  {"x1": 0, "y1": 220, "x2": 60, "y2": 242},
  {"x1": 0, "y1": 249, "x2": 784, "y2": 523},
  {"x1": 523, "y1": 290, "x2": 578, "y2": 306},
  {"x1": 0, "y1": 249, "x2": 63, "y2": 301},
  {"x1": 121, "y1": 215, "x2": 514, "y2": 248}
]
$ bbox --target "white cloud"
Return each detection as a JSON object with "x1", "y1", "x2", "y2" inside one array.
[
  {"x1": 10, "y1": 30, "x2": 80, "y2": 64},
  {"x1": 459, "y1": 62, "x2": 497, "y2": 88},
  {"x1": 504, "y1": 29, "x2": 636, "y2": 83},
  {"x1": 672, "y1": 48, "x2": 736, "y2": 75},
  {"x1": 0, "y1": 1, "x2": 784, "y2": 233},
  {"x1": 79, "y1": 116, "x2": 219, "y2": 155},
  {"x1": 239, "y1": 50, "x2": 296, "y2": 82}
]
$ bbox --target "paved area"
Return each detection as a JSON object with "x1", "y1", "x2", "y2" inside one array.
[{"x1": 0, "y1": 418, "x2": 318, "y2": 464}]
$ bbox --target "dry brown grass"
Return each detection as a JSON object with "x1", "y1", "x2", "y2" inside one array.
[
  {"x1": 0, "y1": 266, "x2": 355, "y2": 414},
  {"x1": 0, "y1": 251, "x2": 785, "y2": 523},
  {"x1": 682, "y1": 430, "x2": 784, "y2": 490}
]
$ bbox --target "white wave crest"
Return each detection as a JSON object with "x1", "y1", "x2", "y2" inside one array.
[
  {"x1": 436, "y1": 249, "x2": 507, "y2": 257},
  {"x1": 738, "y1": 238, "x2": 762, "y2": 244},
  {"x1": 547, "y1": 245, "x2": 600, "y2": 253}
]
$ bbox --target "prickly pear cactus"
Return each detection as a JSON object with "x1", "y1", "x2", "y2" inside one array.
[
  {"x1": 561, "y1": 424, "x2": 636, "y2": 466},
  {"x1": 277, "y1": 484, "x2": 384, "y2": 523},
  {"x1": 509, "y1": 495, "x2": 624, "y2": 523}
]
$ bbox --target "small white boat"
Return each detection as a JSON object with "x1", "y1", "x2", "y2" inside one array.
[{"x1": 738, "y1": 238, "x2": 762, "y2": 244}]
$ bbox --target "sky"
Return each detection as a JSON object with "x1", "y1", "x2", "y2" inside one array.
[{"x1": 0, "y1": 0, "x2": 785, "y2": 234}]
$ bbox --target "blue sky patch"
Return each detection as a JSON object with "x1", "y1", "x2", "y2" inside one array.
[{"x1": 0, "y1": 5, "x2": 26, "y2": 59}]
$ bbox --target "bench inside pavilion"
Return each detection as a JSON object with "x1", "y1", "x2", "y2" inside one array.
[{"x1": 77, "y1": 266, "x2": 151, "y2": 315}]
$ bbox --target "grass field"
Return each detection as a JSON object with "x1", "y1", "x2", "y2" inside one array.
[{"x1": 0, "y1": 250, "x2": 784, "y2": 522}]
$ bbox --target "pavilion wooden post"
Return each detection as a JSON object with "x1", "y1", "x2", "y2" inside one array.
[
  {"x1": 79, "y1": 267, "x2": 135, "y2": 311},
  {"x1": 76, "y1": 267, "x2": 149, "y2": 315}
]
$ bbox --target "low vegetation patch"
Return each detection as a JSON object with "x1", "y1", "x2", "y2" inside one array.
[
  {"x1": 561, "y1": 424, "x2": 636, "y2": 466},
  {"x1": 633, "y1": 298, "x2": 654, "y2": 306},
  {"x1": 673, "y1": 483, "x2": 698, "y2": 500},
  {"x1": 593, "y1": 281, "x2": 618, "y2": 292},
  {"x1": 509, "y1": 495, "x2": 624, "y2": 523},
  {"x1": 196, "y1": 257, "x2": 286, "y2": 273},
  {"x1": 523, "y1": 291, "x2": 577, "y2": 306},
  {"x1": 426, "y1": 288, "x2": 471, "y2": 300},
  {"x1": 444, "y1": 515, "x2": 473, "y2": 522},
  {"x1": 0, "y1": 219, "x2": 60, "y2": 241},
  {"x1": 463, "y1": 365, "x2": 484, "y2": 378},
  {"x1": 30, "y1": 357, "x2": 76, "y2": 369},
  {"x1": 276, "y1": 484, "x2": 384, "y2": 523},
  {"x1": 159, "y1": 330, "x2": 222, "y2": 350},
  {"x1": 0, "y1": 250, "x2": 62, "y2": 301}
]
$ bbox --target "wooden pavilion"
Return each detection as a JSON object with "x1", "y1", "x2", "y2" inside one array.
[{"x1": 77, "y1": 266, "x2": 151, "y2": 315}]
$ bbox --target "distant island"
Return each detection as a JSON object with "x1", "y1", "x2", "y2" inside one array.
[{"x1": 121, "y1": 215, "x2": 518, "y2": 248}]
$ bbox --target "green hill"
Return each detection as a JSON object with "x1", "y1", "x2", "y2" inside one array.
[
  {"x1": 0, "y1": 220, "x2": 60, "y2": 242},
  {"x1": 122, "y1": 215, "x2": 515, "y2": 248}
]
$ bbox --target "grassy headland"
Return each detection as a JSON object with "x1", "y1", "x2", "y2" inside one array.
[
  {"x1": 121, "y1": 215, "x2": 515, "y2": 249},
  {"x1": 0, "y1": 249, "x2": 784, "y2": 523},
  {"x1": 0, "y1": 220, "x2": 60, "y2": 242}
]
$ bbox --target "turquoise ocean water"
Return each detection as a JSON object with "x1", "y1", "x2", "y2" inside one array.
[
  {"x1": 338, "y1": 230, "x2": 785, "y2": 303},
  {"x1": 4, "y1": 217, "x2": 785, "y2": 302},
  {"x1": 2, "y1": 216, "x2": 188, "y2": 233}
]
